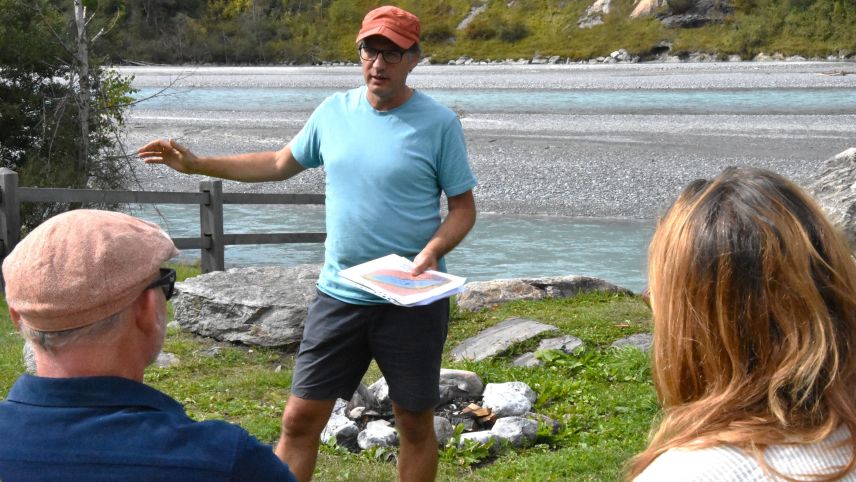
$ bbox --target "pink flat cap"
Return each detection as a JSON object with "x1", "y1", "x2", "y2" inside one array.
[
  {"x1": 2, "y1": 209, "x2": 178, "y2": 332},
  {"x1": 355, "y1": 6, "x2": 420, "y2": 50}
]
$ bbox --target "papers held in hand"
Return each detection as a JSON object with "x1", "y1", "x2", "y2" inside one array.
[{"x1": 338, "y1": 254, "x2": 467, "y2": 307}]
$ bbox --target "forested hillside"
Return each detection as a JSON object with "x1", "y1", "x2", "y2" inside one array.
[{"x1": 17, "y1": 0, "x2": 856, "y2": 64}]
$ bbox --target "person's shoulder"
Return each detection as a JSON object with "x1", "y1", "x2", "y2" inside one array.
[{"x1": 634, "y1": 445, "x2": 766, "y2": 482}]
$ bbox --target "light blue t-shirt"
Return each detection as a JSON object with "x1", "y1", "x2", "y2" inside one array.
[{"x1": 290, "y1": 86, "x2": 477, "y2": 305}]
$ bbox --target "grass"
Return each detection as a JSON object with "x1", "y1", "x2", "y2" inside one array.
[{"x1": 0, "y1": 264, "x2": 658, "y2": 481}]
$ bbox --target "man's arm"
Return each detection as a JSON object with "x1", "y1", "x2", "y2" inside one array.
[
  {"x1": 411, "y1": 190, "x2": 476, "y2": 275},
  {"x1": 137, "y1": 139, "x2": 305, "y2": 182}
]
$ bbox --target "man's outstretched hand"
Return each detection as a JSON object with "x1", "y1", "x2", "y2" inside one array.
[{"x1": 138, "y1": 139, "x2": 198, "y2": 174}]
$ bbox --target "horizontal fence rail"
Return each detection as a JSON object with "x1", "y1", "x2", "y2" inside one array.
[{"x1": 0, "y1": 168, "x2": 325, "y2": 278}]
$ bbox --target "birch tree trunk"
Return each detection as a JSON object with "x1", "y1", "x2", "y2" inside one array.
[{"x1": 74, "y1": 0, "x2": 90, "y2": 173}]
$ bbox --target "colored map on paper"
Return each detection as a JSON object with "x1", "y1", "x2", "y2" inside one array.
[{"x1": 363, "y1": 269, "x2": 451, "y2": 296}]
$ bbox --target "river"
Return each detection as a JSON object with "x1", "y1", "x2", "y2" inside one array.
[{"x1": 120, "y1": 62, "x2": 856, "y2": 292}]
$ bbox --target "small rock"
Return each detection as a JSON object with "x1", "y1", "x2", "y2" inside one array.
[
  {"x1": 321, "y1": 413, "x2": 360, "y2": 451},
  {"x1": 491, "y1": 416, "x2": 538, "y2": 447},
  {"x1": 538, "y1": 335, "x2": 584, "y2": 353},
  {"x1": 511, "y1": 352, "x2": 540, "y2": 367},
  {"x1": 481, "y1": 382, "x2": 534, "y2": 417},
  {"x1": 197, "y1": 346, "x2": 222, "y2": 357},
  {"x1": 438, "y1": 369, "x2": 485, "y2": 404},
  {"x1": 367, "y1": 378, "x2": 392, "y2": 415},
  {"x1": 358, "y1": 420, "x2": 399, "y2": 450},
  {"x1": 434, "y1": 416, "x2": 455, "y2": 446},
  {"x1": 458, "y1": 430, "x2": 498, "y2": 453},
  {"x1": 348, "y1": 383, "x2": 379, "y2": 413},
  {"x1": 526, "y1": 412, "x2": 562, "y2": 435},
  {"x1": 154, "y1": 352, "x2": 180, "y2": 369},
  {"x1": 331, "y1": 398, "x2": 349, "y2": 417},
  {"x1": 611, "y1": 333, "x2": 653, "y2": 351},
  {"x1": 348, "y1": 406, "x2": 366, "y2": 420}
]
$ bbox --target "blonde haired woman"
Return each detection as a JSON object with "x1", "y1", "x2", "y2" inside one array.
[{"x1": 630, "y1": 167, "x2": 856, "y2": 481}]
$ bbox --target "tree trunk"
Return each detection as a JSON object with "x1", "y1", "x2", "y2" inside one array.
[{"x1": 74, "y1": 0, "x2": 90, "y2": 174}]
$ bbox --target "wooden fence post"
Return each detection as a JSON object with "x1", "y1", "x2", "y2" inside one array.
[
  {"x1": 0, "y1": 168, "x2": 20, "y2": 259},
  {"x1": 199, "y1": 180, "x2": 225, "y2": 273}
]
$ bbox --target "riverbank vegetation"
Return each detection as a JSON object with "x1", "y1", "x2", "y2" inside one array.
[
  {"x1": 0, "y1": 265, "x2": 656, "y2": 481},
  {"x1": 59, "y1": 0, "x2": 856, "y2": 64},
  {"x1": 0, "y1": 0, "x2": 137, "y2": 230}
]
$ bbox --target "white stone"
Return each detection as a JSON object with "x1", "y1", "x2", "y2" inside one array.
[
  {"x1": 322, "y1": 413, "x2": 360, "y2": 451},
  {"x1": 482, "y1": 382, "x2": 534, "y2": 417},
  {"x1": 458, "y1": 430, "x2": 497, "y2": 450},
  {"x1": 358, "y1": 420, "x2": 399, "y2": 450},
  {"x1": 491, "y1": 416, "x2": 539, "y2": 447}
]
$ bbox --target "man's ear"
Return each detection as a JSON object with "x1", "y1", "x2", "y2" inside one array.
[
  {"x1": 9, "y1": 307, "x2": 21, "y2": 330},
  {"x1": 133, "y1": 289, "x2": 161, "y2": 334}
]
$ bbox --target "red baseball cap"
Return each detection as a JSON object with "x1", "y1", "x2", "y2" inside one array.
[{"x1": 355, "y1": 6, "x2": 420, "y2": 50}]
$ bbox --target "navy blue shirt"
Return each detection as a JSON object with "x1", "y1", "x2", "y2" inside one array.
[{"x1": 0, "y1": 374, "x2": 297, "y2": 482}]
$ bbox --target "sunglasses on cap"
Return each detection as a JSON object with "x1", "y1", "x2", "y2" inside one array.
[{"x1": 148, "y1": 268, "x2": 176, "y2": 301}]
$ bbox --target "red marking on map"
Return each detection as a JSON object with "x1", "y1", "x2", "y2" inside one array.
[{"x1": 362, "y1": 269, "x2": 451, "y2": 295}]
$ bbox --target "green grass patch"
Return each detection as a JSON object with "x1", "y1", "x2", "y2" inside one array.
[{"x1": 0, "y1": 266, "x2": 659, "y2": 481}]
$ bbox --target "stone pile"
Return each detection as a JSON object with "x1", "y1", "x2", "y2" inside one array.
[{"x1": 320, "y1": 369, "x2": 555, "y2": 453}]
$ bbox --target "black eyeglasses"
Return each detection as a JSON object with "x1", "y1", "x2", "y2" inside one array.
[
  {"x1": 148, "y1": 268, "x2": 177, "y2": 301},
  {"x1": 358, "y1": 45, "x2": 407, "y2": 64}
]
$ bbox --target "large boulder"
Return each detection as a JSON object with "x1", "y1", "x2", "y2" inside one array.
[
  {"x1": 630, "y1": 0, "x2": 668, "y2": 17},
  {"x1": 578, "y1": 0, "x2": 611, "y2": 29},
  {"x1": 810, "y1": 148, "x2": 856, "y2": 248},
  {"x1": 172, "y1": 265, "x2": 319, "y2": 347},
  {"x1": 457, "y1": 275, "x2": 633, "y2": 312},
  {"x1": 657, "y1": 0, "x2": 734, "y2": 28}
]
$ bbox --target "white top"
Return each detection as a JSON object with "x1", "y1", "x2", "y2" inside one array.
[{"x1": 634, "y1": 426, "x2": 855, "y2": 481}]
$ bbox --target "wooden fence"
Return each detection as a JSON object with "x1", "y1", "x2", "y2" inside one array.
[{"x1": 0, "y1": 168, "x2": 325, "y2": 274}]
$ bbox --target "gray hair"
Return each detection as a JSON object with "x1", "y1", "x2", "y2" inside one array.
[{"x1": 19, "y1": 310, "x2": 127, "y2": 352}]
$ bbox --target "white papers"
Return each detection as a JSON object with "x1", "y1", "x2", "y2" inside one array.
[{"x1": 338, "y1": 254, "x2": 466, "y2": 306}]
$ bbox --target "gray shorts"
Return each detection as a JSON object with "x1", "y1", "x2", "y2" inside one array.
[{"x1": 291, "y1": 291, "x2": 450, "y2": 412}]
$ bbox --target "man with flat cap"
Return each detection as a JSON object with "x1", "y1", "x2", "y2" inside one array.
[
  {"x1": 138, "y1": 5, "x2": 477, "y2": 481},
  {"x1": 0, "y1": 209, "x2": 297, "y2": 481}
]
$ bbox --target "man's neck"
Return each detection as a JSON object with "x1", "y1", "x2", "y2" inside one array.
[
  {"x1": 367, "y1": 86, "x2": 413, "y2": 111},
  {"x1": 34, "y1": 349, "x2": 146, "y2": 382}
]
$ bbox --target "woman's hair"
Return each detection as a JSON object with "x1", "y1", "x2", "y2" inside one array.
[{"x1": 628, "y1": 167, "x2": 856, "y2": 480}]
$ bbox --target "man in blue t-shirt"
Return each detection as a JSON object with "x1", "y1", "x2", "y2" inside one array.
[
  {"x1": 0, "y1": 210, "x2": 297, "y2": 482},
  {"x1": 138, "y1": 6, "x2": 477, "y2": 481}
]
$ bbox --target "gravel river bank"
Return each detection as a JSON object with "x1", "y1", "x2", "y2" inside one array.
[{"x1": 122, "y1": 62, "x2": 856, "y2": 219}]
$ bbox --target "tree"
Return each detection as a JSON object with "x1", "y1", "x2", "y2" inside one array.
[{"x1": 0, "y1": 0, "x2": 135, "y2": 231}]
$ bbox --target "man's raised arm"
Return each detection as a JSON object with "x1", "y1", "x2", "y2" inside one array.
[{"x1": 137, "y1": 139, "x2": 305, "y2": 182}]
